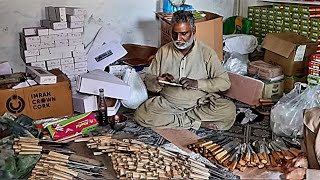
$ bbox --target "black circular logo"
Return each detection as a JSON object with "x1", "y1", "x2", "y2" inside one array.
[{"x1": 6, "y1": 95, "x2": 25, "y2": 114}]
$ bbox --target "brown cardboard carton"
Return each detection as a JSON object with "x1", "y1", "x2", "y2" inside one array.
[
  {"x1": 223, "y1": 72, "x2": 264, "y2": 106},
  {"x1": 262, "y1": 32, "x2": 317, "y2": 76},
  {"x1": 248, "y1": 60, "x2": 283, "y2": 81},
  {"x1": 0, "y1": 69, "x2": 73, "y2": 120},
  {"x1": 120, "y1": 44, "x2": 158, "y2": 66},
  {"x1": 158, "y1": 11, "x2": 223, "y2": 61},
  {"x1": 284, "y1": 75, "x2": 307, "y2": 93}
]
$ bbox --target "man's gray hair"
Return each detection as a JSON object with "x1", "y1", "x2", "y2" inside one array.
[{"x1": 171, "y1": 10, "x2": 195, "y2": 28}]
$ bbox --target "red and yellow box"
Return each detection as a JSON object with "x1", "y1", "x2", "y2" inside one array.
[{"x1": 47, "y1": 112, "x2": 98, "y2": 141}]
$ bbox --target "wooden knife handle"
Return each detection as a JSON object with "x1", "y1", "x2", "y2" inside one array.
[
  {"x1": 250, "y1": 155, "x2": 256, "y2": 166},
  {"x1": 215, "y1": 150, "x2": 228, "y2": 161},
  {"x1": 289, "y1": 147, "x2": 301, "y2": 157},
  {"x1": 207, "y1": 144, "x2": 219, "y2": 153},
  {"x1": 284, "y1": 150, "x2": 295, "y2": 160},
  {"x1": 264, "y1": 152, "x2": 270, "y2": 166},
  {"x1": 49, "y1": 151, "x2": 69, "y2": 160},
  {"x1": 257, "y1": 153, "x2": 267, "y2": 164},
  {"x1": 272, "y1": 151, "x2": 281, "y2": 164},
  {"x1": 269, "y1": 154, "x2": 277, "y2": 167},
  {"x1": 70, "y1": 154, "x2": 103, "y2": 166},
  {"x1": 212, "y1": 147, "x2": 223, "y2": 155},
  {"x1": 238, "y1": 154, "x2": 246, "y2": 166},
  {"x1": 222, "y1": 156, "x2": 231, "y2": 167},
  {"x1": 244, "y1": 152, "x2": 251, "y2": 162},
  {"x1": 54, "y1": 164, "x2": 78, "y2": 177},
  {"x1": 218, "y1": 153, "x2": 230, "y2": 164},
  {"x1": 253, "y1": 153, "x2": 260, "y2": 164},
  {"x1": 229, "y1": 160, "x2": 237, "y2": 172}
]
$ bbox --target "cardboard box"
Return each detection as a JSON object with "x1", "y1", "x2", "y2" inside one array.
[
  {"x1": 26, "y1": 66, "x2": 57, "y2": 84},
  {"x1": 263, "y1": 80, "x2": 284, "y2": 100},
  {"x1": 76, "y1": 69, "x2": 130, "y2": 100},
  {"x1": 158, "y1": 11, "x2": 223, "y2": 61},
  {"x1": 72, "y1": 93, "x2": 120, "y2": 115},
  {"x1": 120, "y1": 44, "x2": 158, "y2": 66},
  {"x1": 0, "y1": 69, "x2": 73, "y2": 119},
  {"x1": 66, "y1": 7, "x2": 87, "y2": 16},
  {"x1": 248, "y1": 60, "x2": 283, "y2": 81},
  {"x1": 223, "y1": 72, "x2": 264, "y2": 106},
  {"x1": 284, "y1": 75, "x2": 307, "y2": 93},
  {"x1": 24, "y1": 56, "x2": 37, "y2": 63},
  {"x1": 67, "y1": 15, "x2": 85, "y2": 22},
  {"x1": 41, "y1": 20, "x2": 68, "y2": 30},
  {"x1": 47, "y1": 112, "x2": 98, "y2": 141},
  {"x1": 262, "y1": 32, "x2": 317, "y2": 76}
]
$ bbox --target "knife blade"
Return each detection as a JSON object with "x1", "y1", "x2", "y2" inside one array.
[
  {"x1": 215, "y1": 141, "x2": 240, "y2": 160},
  {"x1": 206, "y1": 138, "x2": 232, "y2": 154}
]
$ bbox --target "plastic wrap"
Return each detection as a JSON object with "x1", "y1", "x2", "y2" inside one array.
[{"x1": 270, "y1": 83, "x2": 320, "y2": 137}]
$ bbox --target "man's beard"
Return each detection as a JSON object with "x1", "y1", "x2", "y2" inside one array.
[{"x1": 173, "y1": 34, "x2": 194, "y2": 50}]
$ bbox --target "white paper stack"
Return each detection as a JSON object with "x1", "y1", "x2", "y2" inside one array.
[{"x1": 20, "y1": 6, "x2": 87, "y2": 94}]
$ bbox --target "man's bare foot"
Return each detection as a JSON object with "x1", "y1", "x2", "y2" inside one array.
[{"x1": 201, "y1": 122, "x2": 218, "y2": 130}]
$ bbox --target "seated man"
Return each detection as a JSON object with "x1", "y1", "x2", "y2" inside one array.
[
  {"x1": 134, "y1": 10, "x2": 236, "y2": 130},
  {"x1": 284, "y1": 108, "x2": 320, "y2": 180}
]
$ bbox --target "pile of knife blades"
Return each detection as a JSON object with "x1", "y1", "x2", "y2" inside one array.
[{"x1": 187, "y1": 135, "x2": 303, "y2": 172}]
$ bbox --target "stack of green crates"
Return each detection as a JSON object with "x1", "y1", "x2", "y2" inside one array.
[{"x1": 248, "y1": 4, "x2": 320, "y2": 45}]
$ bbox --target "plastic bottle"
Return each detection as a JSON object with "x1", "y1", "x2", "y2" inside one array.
[{"x1": 97, "y1": 88, "x2": 108, "y2": 126}]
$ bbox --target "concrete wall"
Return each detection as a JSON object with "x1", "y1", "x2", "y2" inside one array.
[{"x1": 0, "y1": 0, "x2": 235, "y2": 72}]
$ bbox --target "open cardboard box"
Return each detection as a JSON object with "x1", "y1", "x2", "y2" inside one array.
[
  {"x1": 262, "y1": 32, "x2": 317, "y2": 76},
  {"x1": 120, "y1": 44, "x2": 158, "y2": 66},
  {"x1": 0, "y1": 69, "x2": 73, "y2": 119}
]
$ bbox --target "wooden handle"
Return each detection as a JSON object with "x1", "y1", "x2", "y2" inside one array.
[
  {"x1": 269, "y1": 154, "x2": 277, "y2": 167},
  {"x1": 207, "y1": 144, "x2": 219, "y2": 153},
  {"x1": 215, "y1": 150, "x2": 227, "y2": 161},
  {"x1": 244, "y1": 151, "x2": 251, "y2": 162},
  {"x1": 222, "y1": 156, "x2": 231, "y2": 167},
  {"x1": 253, "y1": 153, "x2": 260, "y2": 164},
  {"x1": 289, "y1": 147, "x2": 302, "y2": 157},
  {"x1": 49, "y1": 151, "x2": 69, "y2": 160},
  {"x1": 284, "y1": 150, "x2": 295, "y2": 160},
  {"x1": 264, "y1": 152, "x2": 270, "y2": 166},
  {"x1": 257, "y1": 153, "x2": 267, "y2": 164},
  {"x1": 272, "y1": 151, "x2": 281, "y2": 164},
  {"x1": 250, "y1": 155, "x2": 256, "y2": 166},
  {"x1": 212, "y1": 147, "x2": 224, "y2": 155},
  {"x1": 49, "y1": 170, "x2": 73, "y2": 180},
  {"x1": 218, "y1": 153, "x2": 231, "y2": 164},
  {"x1": 238, "y1": 153, "x2": 246, "y2": 166},
  {"x1": 54, "y1": 164, "x2": 78, "y2": 177},
  {"x1": 69, "y1": 154, "x2": 103, "y2": 166},
  {"x1": 229, "y1": 160, "x2": 237, "y2": 171},
  {"x1": 259, "y1": 99, "x2": 273, "y2": 103}
]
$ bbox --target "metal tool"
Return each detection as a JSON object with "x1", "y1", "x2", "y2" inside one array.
[{"x1": 215, "y1": 141, "x2": 240, "y2": 160}]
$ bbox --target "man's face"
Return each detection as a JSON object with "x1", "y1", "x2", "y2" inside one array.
[{"x1": 171, "y1": 22, "x2": 195, "y2": 50}]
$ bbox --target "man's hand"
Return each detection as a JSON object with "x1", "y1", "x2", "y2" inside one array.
[
  {"x1": 157, "y1": 73, "x2": 175, "y2": 86},
  {"x1": 180, "y1": 77, "x2": 198, "y2": 89},
  {"x1": 284, "y1": 167, "x2": 306, "y2": 180},
  {"x1": 285, "y1": 155, "x2": 308, "y2": 170}
]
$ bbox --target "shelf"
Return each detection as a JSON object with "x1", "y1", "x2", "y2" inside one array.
[{"x1": 261, "y1": 0, "x2": 320, "y2": 5}]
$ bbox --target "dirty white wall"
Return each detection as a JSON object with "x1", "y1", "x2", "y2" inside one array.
[{"x1": 0, "y1": 0, "x2": 235, "y2": 72}]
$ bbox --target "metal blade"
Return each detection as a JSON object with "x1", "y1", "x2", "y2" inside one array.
[{"x1": 222, "y1": 141, "x2": 240, "y2": 152}]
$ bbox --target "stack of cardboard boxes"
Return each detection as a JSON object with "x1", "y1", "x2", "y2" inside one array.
[
  {"x1": 20, "y1": 6, "x2": 87, "y2": 94},
  {"x1": 248, "y1": 4, "x2": 320, "y2": 45}
]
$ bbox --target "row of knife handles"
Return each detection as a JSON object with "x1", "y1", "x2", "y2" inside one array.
[{"x1": 187, "y1": 140, "x2": 302, "y2": 172}]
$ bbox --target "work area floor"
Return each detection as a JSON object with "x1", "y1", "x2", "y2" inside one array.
[{"x1": 77, "y1": 105, "x2": 283, "y2": 179}]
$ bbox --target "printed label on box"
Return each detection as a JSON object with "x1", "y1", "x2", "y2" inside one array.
[{"x1": 294, "y1": 45, "x2": 307, "y2": 62}]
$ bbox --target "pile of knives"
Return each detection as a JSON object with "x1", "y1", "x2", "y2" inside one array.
[{"x1": 187, "y1": 135, "x2": 302, "y2": 172}]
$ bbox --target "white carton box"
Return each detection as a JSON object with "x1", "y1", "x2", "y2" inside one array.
[
  {"x1": 24, "y1": 49, "x2": 40, "y2": 57},
  {"x1": 41, "y1": 20, "x2": 67, "y2": 30},
  {"x1": 40, "y1": 41, "x2": 55, "y2": 49},
  {"x1": 67, "y1": 15, "x2": 85, "y2": 22},
  {"x1": 76, "y1": 69, "x2": 130, "y2": 100},
  {"x1": 46, "y1": 59, "x2": 61, "y2": 66},
  {"x1": 47, "y1": 65, "x2": 61, "y2": 70},
  {"x1": 61, "y1": 63, "x2": 75, "y2": 71},
  {"x1": 55, "y1": 7, "x2": 67, "y2": 22},
  {"x1": 69, "y1": 39, "x2": 82, "y2": 46},
  {"x1": 72, "y1": 27, "x2": 84, "y2": 33},
  {"x1": 74, "y1": 56, "x2": 87, "y2": 62},
  {"x1": 68, "y1": 21, "x2": 84, "y2": 29},
  {"x1": 67, "y1": 33, "x2": 82, "y2": 40},
  {"x1": 63, "y1": 69, "x2": 75, "y2": 76},
  {"x1": 45, "y1": 6, "x2": 57, "y2": 21},
  {"x1": 30, "y1": 62, "x2": 46, "y2": 69},
  {"x1": 55, "y1": 33, "x2": 68, "y2": 40},
  {"x1": 25, "y1": 36, "x2": 40, "y2": 44},
  {"x1": 75, "y1": 61, "x2": 87, "y2": 68},
  {"x1": 55, "y1": 39, "x2": 69, "y2": 47},
  {"x1": 40, "y1": 35, "x2": 55, "y2": 42},
  {"x1": 37, "y1": 28, "x2": 49, "y2": 36},
  {"x1": 37, "y1": 53, "x2": 62, "y2": 62},
  {"x1": 23, "y1": 27, "x2": 38, "y2": 36},
  {"x1": 39, "y1": 48, "x2": 50, "y2": 55},
  {"x1": 62, "y1": 51, "x2": 73, "y2": 58},
  {"x1": 66, "y1": 8, "x2": 87, "y2": 16},
  {"x1": 72, "y1": 93, "x2": 120, "y2": 115},
  {"x1": 25, "y1": 43, "x2": 41, "y2": 50},
  {"x1": 61, "y1": 57, "x2": 74, "y2": 65},
  {"x1": 26, "y1": 66, "x2": 57, "y2": 84},
  {"x1": 25, "y1": 56, "x2": 37, "y2": 63},
  {"x1": 74, "y1": 67, "x2": 87, "y2": 75},
  {"x1": 48, "y1": 28, "x2": 72, "y2": 35}
]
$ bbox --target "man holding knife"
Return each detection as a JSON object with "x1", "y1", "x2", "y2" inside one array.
[{"x1": 134, "y1": 10, "x2": 236, "y2": 130}]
